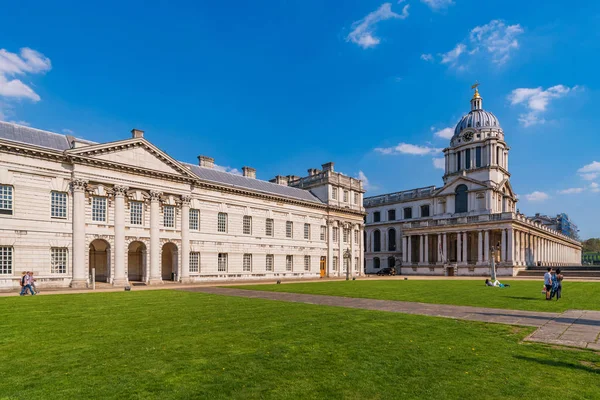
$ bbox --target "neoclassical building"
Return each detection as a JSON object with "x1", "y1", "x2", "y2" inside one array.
[
  {"x1": 0, "y1": 122, "x2": 364, "y2": 290},
  {"x1": 364, "y1": 87, "x2": 582, "y2": 276}
]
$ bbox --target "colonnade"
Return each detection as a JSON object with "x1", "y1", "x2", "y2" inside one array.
[{"x1": 327, "y1": 220, "x2": 364, "y2": 277}]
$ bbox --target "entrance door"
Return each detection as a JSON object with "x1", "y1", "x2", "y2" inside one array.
[
  {"x1": 89, "y1": 239, "x2": 110, "y2": 283},
  {"x1": 320, "y1": 256, "x2": 326, "y2": 278},
  {"x1": 447, "y1": 267, "x2": 455, "y2": 277}
]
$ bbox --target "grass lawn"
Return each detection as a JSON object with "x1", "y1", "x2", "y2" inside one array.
[
  {"x1": 230, "y1": 279, "x2": 600, "y2": 312},
  {"x1": 1, "y1": 290, "x2": 599, "y2": 399}
]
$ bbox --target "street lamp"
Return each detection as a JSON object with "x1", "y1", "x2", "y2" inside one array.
[
  {"x1": 490, "y1": 241, "x2": 500, "y2": 281},
  {"x1": 344, "y1": 248, "x2": 352, "y2": 281}
]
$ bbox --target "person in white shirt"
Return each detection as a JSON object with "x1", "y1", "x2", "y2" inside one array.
[{"x1": 543, "y1": 268, "x2": 553, "y2": 300}]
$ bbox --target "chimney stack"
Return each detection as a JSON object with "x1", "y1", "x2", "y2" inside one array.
[
  {"x1": 131, "y1": 128, "x2": 145, "y2": 139},
  {"x1": 321, "y1": 162, "x2": 334, "y2": 172},
  {"x1": 242, "y1": 166, "x2": 256, "y2": 179},
  {"x1": 198, "y1": 155, "x2": 215, "y2": 169},
  {"x1": 269, "y1": 175, "x2": 288, "y2": 186}
]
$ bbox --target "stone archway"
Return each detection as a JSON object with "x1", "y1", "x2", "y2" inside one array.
[
  {"x1": 161, "y1": 242, "x2": 178, "y2": 281},
  {"x1": 128, "y1": 241, "x2": 147, "y2": 282},
  {"x1": 89, "y1": 239, "x2": 111, "y2": 283}
]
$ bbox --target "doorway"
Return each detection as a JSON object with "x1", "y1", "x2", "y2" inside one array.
[
  {"x1": 319, "y1": 256, "x2": 326, "y2": 278},
  {"x1": 89, "y1": 239, "x2": 110, "y2": 283},
  {"x1": 128, "y1": 241, "x2": 147, "y2": 282},
  {"x1": 161, "y1": 242, "x2": 178, "y2": 281}
]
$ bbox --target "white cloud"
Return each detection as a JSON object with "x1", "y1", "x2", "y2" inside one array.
[
  {"x1": 557, "y1": 187, "x2": 585, "y2": 195},
  {"x1": 375, "y1": 143, "x2": 443, "y2": 156},
  {"x1": 590, "y1": 182, "x2": 600, "y2": 193},
  {"x1": 524, "y1": 191, "x2": 549, "y2": 201},
  {"x1": 577, "y1": 161, "x2": 600, "y2": 181},
  {"x1": 433, "y1": 127, "x2": 454, "y2": 139},
  {"x1": 432, "y1": 158, "x2": 445, "y2": 170},
  {"x1": 62, "y1": 129, "x2": 74, "y2": 134},
  {"x1": 214, "y1": 165, "x2": 242, "y2": 175},
  {"x1": 420, "y1": 53, "x2": 434, "y2": 62},
  {"x1": 421, "y1": 0, "x2": 454, "y2": 11},
  {"x1": 346, "y1": 3, "x2": 409, "y2": 49},
  {"x1": 440, "y1": 43, "x2": 466, "y2": 65},
  {"x1": 0, "y1": 47, "x2": 51, "y2": 103},
  {"x1": 356, "y1": 170, "x2": 377, "y2": 191},
  {"x1": 508, "y1": 85, "x2": 576, "y2": 127}
]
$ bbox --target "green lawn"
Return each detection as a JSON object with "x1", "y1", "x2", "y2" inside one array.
[
  {"x1": 1, "y1": 290, "x2": 599, "y2": 399},
  {"x1": 231, "y1": 279, "x2": 600, "y2": 312}
]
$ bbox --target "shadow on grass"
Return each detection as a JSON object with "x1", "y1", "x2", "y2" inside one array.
[{"x1": 513, "y1": 355, "x2": 600, "y2": 374}]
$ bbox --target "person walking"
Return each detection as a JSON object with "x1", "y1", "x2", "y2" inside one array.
[
  {"x1": 29, "y1": 271, "x2": 39, "y2": 294},
  {"x1": 554, "y1": 268, "x2": 564, "y2": 300},
  {"x1": 19, "y1": 271, "x2": 35, "y2": 296},
  {"x1": 543, "y1": 267, "x2": 553, "y2": 301}
]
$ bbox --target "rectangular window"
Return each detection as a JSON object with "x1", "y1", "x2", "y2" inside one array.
[
  {"x1": 388, "y1": 209, "x2": 396, "y2": 221},
  {"x1": 189, "y1": 209, "x2": 199, "y2": 230},
  {"x1": 465, "y1": 148, "x2": 471, "y2": 169},
  {"x1": 333, "y1": 256, "x2": 338, "y2": 271},
  {"x1": 373, "y1": 211, "x2": 380, "y2": 222},
  {"x1": 304, "y1": 223, "x2": 310, "y2": 240},
  {"x1": 51, "y1": 191, "x2": 67, "y2": 218},
  {"x1": 343, "y1": 257, "x2": 349, "y2": 272},
  {"x1": 0, "y1": 185, "x2": 13, "y2": 215},
  {"x1": 0, "y1": 246, "x2": 12, "y2": 274},
  {"x1": 420, "y1": 205, "x2": 430, "y2": 218},
  {"x1": 51, "y1": 247, "x2": 68, "y2": 274},
  {"x1": 243, "y1": 254, "x2": 252, "y2": 272},
  {"x1": 320, "y1": 225, "x2": 326, "y2": 241},
  {"x1": 130, "y1": 201, "x2": 143, "y2": 225},
  {"x1": 403, "y1": 207, "x2": 412, "y2": 219},
  {"x1": 457, "y1": 152, "x2": 461, "y2": 171},
  {"x1": 243, "y1": 215, "x2": 252, "y2": 235},
  {"x1": 164, "y1": 205, "x2": 175, "y2": 228},
  {"x1": 476, "y1": 146, "x2": 482, "y2": 168},
  {"x1": 286, "y1": 221, "x2": 293, "y2": 238},
  {"x1": 354, "y1": 230, "x2": 359, "y2": 244},
  {"x1": 343, "y1": 228, "x2": 349, "y2": 243},
  {"x1": 265, "y1": 218, "x2": 274, "y2": 236},
  {"x1": 218, "y1": 213, "x2": 227, "y2": 233},
  {"x1": 343, "y1": 190, "x2": 348, "y2": 202},
  {"x1": 333, "y1": 227, "x2": 338, "y2": 242},
  {"x1": 266, "y1": 254, "x2": 274, "y2": 272},
  {"x1": 355, "y1": 257, "x2": 359, "y2": 272},
  {"x1": 218, "y1": 253, "x2": 227, "y2": 272},
  {"x1": 304, "y1": 255, "x2": 310, "y2": 271},
  {"x1": 331, "y1": 187, "x2": 337, "y2": 200},
  {"x1": 354, "y1": 192, "x2": 359, "y2": 204},
  {"x1": 189, "y1": 252, "x2": 200, "y2": 273},
  {"x1": 92, "y1": 197, "x2": 107, "y2": 222},
  {"x1": 286, "y1": 255, "x2": 293, "y2": 271}
]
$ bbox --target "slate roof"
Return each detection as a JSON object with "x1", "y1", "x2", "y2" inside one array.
[{"x1": 0, "y1": 121, "x2": 323, "y2": 204}]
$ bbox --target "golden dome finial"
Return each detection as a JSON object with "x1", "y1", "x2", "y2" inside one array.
[{"x1": 471, "y1": 81, "x2": 481, "y2": 99}]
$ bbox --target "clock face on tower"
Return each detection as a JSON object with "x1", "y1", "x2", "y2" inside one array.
[{"x1": 463, "y1": 132, "x2": 474, "y2": 142}]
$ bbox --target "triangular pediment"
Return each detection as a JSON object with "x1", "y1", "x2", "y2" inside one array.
[
  {"x1": 65, "y1": 138, "x2": 196, "y2": 178},
  {"x1": 497, "y1": 179, "x2": 517, "y2": 199},
  {"x1": 435, "y1": 176, "x2": 489, "y2": 196}
]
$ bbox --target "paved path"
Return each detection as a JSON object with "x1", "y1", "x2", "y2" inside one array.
[{"x1": 184, "y1": 287, "x2": 600, "y2": 349}]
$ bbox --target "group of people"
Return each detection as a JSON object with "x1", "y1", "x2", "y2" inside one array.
[
  {"x1": 19, "y1": 271, "x2": 38, "y2": 296},
  {"x1": 543, "y1": 267, "x2": 563, "y2": 300}
]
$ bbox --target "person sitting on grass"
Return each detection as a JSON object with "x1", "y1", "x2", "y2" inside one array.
[{"x1": 485, "y1": 279, "x2": 510, "y2": 288}]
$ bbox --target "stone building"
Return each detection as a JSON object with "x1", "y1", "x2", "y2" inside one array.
[
  {"x1": 364, "y1": 87, "x2": 582, "y2": 276},
  {"x1": 0, "y1": 122, "x2": 364, "y2": 290}
]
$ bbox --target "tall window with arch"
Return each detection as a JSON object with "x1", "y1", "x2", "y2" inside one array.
[
  {"x1": 455, "y1": 184, "x2": 468, "y2": 213},
  {"x1": 388, "y1": 228, "x2": 396, "y2": 251},
  {"x1": 373, "y1": 230, "x2": 381, "y2": 252}
]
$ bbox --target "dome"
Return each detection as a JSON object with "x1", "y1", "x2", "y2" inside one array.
[{"x1": 453, "y1": 109, "x2": 501, "y2": 137}]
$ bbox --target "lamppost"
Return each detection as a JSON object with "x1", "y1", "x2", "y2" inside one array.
[
  {"x1": 344, "y1": 248, "x2": 352, "y2": 281},
  {"x1": 490, "y1": 241, "x2": 500, "y2": 281}
]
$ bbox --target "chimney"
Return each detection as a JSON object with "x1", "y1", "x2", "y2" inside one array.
[
  {"x1": 322, "y1": 162, "x2": 334, "y2": 172},
  {"x1": 131, "y1": 128, "x2": 145, "y2": 139},
  {"x1": 269, "y1": 175, "x2": 288, "y2": 186},
  {"x1": 198, "y1": 155, "x2": 215, "y2": 169},
  {"x1": 242, "y1": 166, "x2": 256, "y2": 179}
]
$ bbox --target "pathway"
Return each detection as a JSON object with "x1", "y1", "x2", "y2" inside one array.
[{"x1": 184, "y1": 287, "x2": 600, "y2": 350}]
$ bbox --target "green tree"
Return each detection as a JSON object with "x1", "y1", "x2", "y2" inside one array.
[{"x1": 583, "y1": 238, "x2": 600, "y2": 253}]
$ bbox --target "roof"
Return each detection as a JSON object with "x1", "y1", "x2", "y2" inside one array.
[
  {"x1": 0, "y1": 121, "x2": 323, "y2": 204},
  {"x1": 185, "y1": 163, "x2": 322, "y2": 203}
]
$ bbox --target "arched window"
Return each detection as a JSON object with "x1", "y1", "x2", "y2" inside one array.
[
  {"x1": 455, "y1": 184, "x2": 468, "y2": 213},
  {"x1": 374, "y1": 257, "x2": 380, "y2": 269},
  {"x1": 388, "y1": 228, "x2": 396, "y2": 251},
  {"x1": 373, "y1": 230, "x2": 381, "y2": 252}
]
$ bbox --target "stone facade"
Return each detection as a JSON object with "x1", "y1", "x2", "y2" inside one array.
[
  {"x1": 364, "y1": 88, "x2": 582, "y2": 276},
  {"x1": 0, "y1": 123, "x2": 365, "y2": 290}
]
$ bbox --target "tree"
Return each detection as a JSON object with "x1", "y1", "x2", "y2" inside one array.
[{"x1": 582, "y1": 238, "x2": 600, "y2": 253}]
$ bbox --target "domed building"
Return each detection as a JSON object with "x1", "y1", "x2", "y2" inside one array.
[{"x1": 364, "y1": 86, "x2": 581, "y2": 276}]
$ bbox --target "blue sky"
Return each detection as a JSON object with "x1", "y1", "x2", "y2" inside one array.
[{"x1": 1, "y1": 0, "x2": 599, "y2": 238}]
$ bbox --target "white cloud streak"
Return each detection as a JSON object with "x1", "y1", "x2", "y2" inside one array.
[
  {"x1": 433, "y1": 127, "x2": 454, "y2": 139},
  {"x1": 590, "y1": 182, "x2": 600, "y2": 193},
  {"x1": 346, "y1": 3, "x2": 409, "y2": 49},
  {"x1": 375, "y1": 143, "x2": 443, "y2": 156},
  {"x1": 524, "y1": 191, "x2": 549, "y2": 201},
  {"x1": 357, "y1": 170, "x2": 377, "y2": 191},
  {"x1": 214, "y1": 165, "x2": 242, "y2": 175},
  {"x1": 578, "y1": 161, "x2": 600, "y2": 181},
  {"x1": 432, "y1": 158, "x2": 445, "y2": 170},
  {"x1": 557, "y1": 187, "x2": 585, "y2": 195},
  {"x1": 420, "y1": 53, "x2": 434, "y2": 62},
  {"x1": 0, "y1": 48, "x2": 51, "y2": 102},
  {"x1": 421, "y1": 0, "x2": 454, "y2": 10},
  {"x1": 508, "y1": 85, "x2": 576, "y2": 127}
]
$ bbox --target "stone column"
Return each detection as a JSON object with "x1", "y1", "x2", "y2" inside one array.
[
  {"x1": 180, "y1": 195, "x2": 191, "y2": 283},
  {"x1": 477, "y1": 231, "x2": 483, "y2": 264},
  {"x1": 507, "y1": 228, "x2": 514, "y2": 263},
  {"x1": 501, "y1": 229, "x2": 506, "y2": 262},
  {"x1": 437, "y1": 234, "x2": 442, "y2": 264},
  {"x1": 407, "y1": 235, "x2": 412, "y2": 264},
  {"x1": 338, "y1": 223, "x2": 344, "y2": 277},
  {"x1": 457, "y1": 232, "x2": 462, "y2": 264},
  {"x1": 149, "y1": 190, "x2": 163, "y2": 284},
  {"x1": 112, "y1": 185, "x2": 128, "y2": 286},
  {"x1": 462, "y1": 232, "x2": 468, "y2": 265},
  {"x1": 419, "y1": 235, "x2": 424, "y2": 264},
  {"x1": 402, "y1": 236, "x2": 408, "y2": 263},
  {"x1": 484, "y1": 230, "x2": 490, "y2": 263},
  {"x1": 443, "y1": 233, "x2": 447, "y2": 264},
  {"x1": 71, "y1": 179, "x2": 88, "y2": 288},
  {"x1": 424, "y1": 235, "x2": 429, "y2": 264},
  {"x1": 359, "y1": 225, "x2": 365, "y2": 275},
  {"x1": 327, "y1": 221, "x2": 334, "y2": 276}
]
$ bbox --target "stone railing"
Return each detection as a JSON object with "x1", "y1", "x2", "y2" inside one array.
[{"x1": 364, "y1": 185, "x2": 437, "y2": 206}]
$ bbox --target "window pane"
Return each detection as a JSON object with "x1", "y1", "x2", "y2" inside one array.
[
  {"x1": 266, "y1": 219, "x2": 273, "y2": 236},
  {"x1": 304, "y1": 223, "x2": 310, "y2": 240},
  {"x1": 130, "y1": 201, "x2": 143, "y2": 225},
  {"x1": 0, "y1": 185, "x2": 13, "y2": 213},
  {"x1": 320, "y1": 225, "x2": 326, "y2": 241},
  {"x1": 373, "y1": 212, "x2": 380, "y2": 222},
  {"x1": 465, "y1": 148, "x2": 471, "y2": 169},
  {"x1": 243, "y1": 254, "x2": 252, "y2": 272},
  {"x1": 0, "y1": 246, "x2": 13, "y2": 274},
  {"x1": 218, "y1": 213, "x2": 227, "y2": 233},
  {"x1": 343, "y1": 191, "x2": 348, "y2": 202},
  {"x1": 354, "y1": 193, "x2": 359, "y2": 204},
  {"x1": 189, "y1": 209, "x2": 199, "y2": 230},
  {"x1": 333, "y1": 256, "x2": 338, "y2": 271},
  {"x1": 476, "y1": 146, "x2": 482, "y2": 168},
  {"x1": 388, "y1": 209, "x2": 395, "y2": 221},
  {"x1": 243, "y1": 216, "x2": 252, "y2": 235},
  {"x1": 164, "y1": 205, "x2": 175, "y2": 228},
  {"x1": 331, "y1": 187, "x2": 337, "y2": 199},
  {"x1": 190, "y1": 252, "x2": 200, "y2": 273},
  {"x1": 343, "y1": 228, "x2": 349, "y2": 243},
  {"x1": 286, "y1": 221, "x2": 293, "y2": 238},
  {"x1": 403, "y1": 207, "x2": 412, "y2": 219},
  {"x1": 92, "y1": 197, "x2": 107, "y2": 222},
  {"x1": 286, "y1": 255, "x2": 293, "y2": 271},
  {"x1": 333, "y1": 227, "x2": 338, "y2": 242},
  {"x1": 218, "y1": 253, "x2": 227, "y2": 272},
  {"x1": 51, "y1": 191, "x2": 67, "y2": 218},
  {"x1": 304, "y1": 255, "x2": 310, "y2": 271},
  {"x1": 51, "y1": 248, "x2": 68, "y2": 274},
  {"x1": 266, "y1": 255, "x2": 274, "y2": 271}
]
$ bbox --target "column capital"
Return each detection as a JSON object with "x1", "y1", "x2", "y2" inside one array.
[
  {"x1": 113, "y1": 185, "x2": 129, "y2": 197},
  {"x1": 181, "y1": 195, "x2": 192, "y2": 205},
  {"x1": 149, "y1": 190, "x2": 162, "y2": 201},
  {"x1": 71, "y1": 178, "x2": 88, "y2": 192}
]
